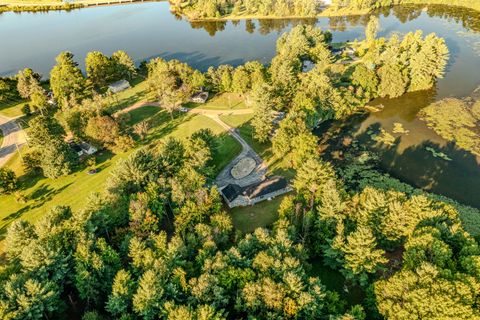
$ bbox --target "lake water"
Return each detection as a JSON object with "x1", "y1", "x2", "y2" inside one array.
[{"x1": 1, "y1": 3, "x2": 480, "y2": 207}]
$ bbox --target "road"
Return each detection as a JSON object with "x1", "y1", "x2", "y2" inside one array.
[{"x1": 0, "y1": 115, "x2": 26, "y2": 168}]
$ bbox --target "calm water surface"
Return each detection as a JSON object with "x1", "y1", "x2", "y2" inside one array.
[{"x1": 1, "y1": 3, "x2": 480, "y2": 207}]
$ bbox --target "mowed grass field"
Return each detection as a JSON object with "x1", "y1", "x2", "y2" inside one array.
[
  {"x1": 185, "y1": 92, "x2": 248, "y2": 110},
  {"x1": 0, "y1": 105, "x2": 242, "y2": 244},
  {"x1": 230, "y1": 194, "x2": 290, "y2": 233}
]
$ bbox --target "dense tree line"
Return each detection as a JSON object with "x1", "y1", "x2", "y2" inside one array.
[
  {"x1": 282, "y1": 155, "x2": 480, "y2": 319},
  {"x1": 352, "y1": 17, "x2": 449, "y2": 99},
  {"x1": 2, "y1": 131, "x2": 480, "y2": 319},
  {"x1": 169, "y1": 0, "x2": 321, "y2": 20},
  {"x1": 169, "y1": 0, "x2": 480, "y2": 20},
  {"x1": 331, "y1": 0, "x2": 480, "y2": 13}
]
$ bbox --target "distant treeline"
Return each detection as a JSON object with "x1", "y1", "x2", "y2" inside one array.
[
  {"x1": 331, "y1": 0, "x2": 480, "y2": 12},
  {"x1": 169, "y1": 0, "x2": 322, "y2": 20},
  {"x1": 170, "y1": 0, "x2": 480, "y2": 20},
  {"x1": 0, "y1": 2, "x2": 84, "y2": 13}
]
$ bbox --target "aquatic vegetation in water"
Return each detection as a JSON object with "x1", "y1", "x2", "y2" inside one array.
[
  {"x1": 425, "y1": 146, "x2": 452, "y2": 161},
  {"x1": 392, "y1": 122, "x2": 410, "y2": 134},
  {"x1": 372, "y1": 129, "x2": 396, "y2": 147},
  {"x1": 356, "y1": 152, "x2": 378, "y2": 164},
  {"x1": 419, "y1": 98, "x2": 480, "y2": 157}
]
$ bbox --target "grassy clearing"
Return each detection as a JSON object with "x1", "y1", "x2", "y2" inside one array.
[
  {"x1": 309, "y1": 258, "x2": 365, "y2": 306},
  {"x1": 0, "y1": 150, "x2": 129, "y2": 236},
  {"x1": 126, "y1": 105, "x2": 161, "y2": 126},
  {"x1": 185, "y1": 93, "x2": 247, "y2": 111},
  {"x1": 230, "y1": 194, "x2": 289, "y2": 233}
]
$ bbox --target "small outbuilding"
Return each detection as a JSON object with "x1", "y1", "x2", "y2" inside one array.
[
  {"x1": 220, "y1": 176, "x2": 292, "y2": 208},
  {"x1": 108, "y1": 80, "x2": 131, "y2": 94},
  {"x1": 302, "y1": 60, "x2": 316, "y2": 72},
  {"x1": 190, "y1": 91, "x2": 209, "y2": 104}
]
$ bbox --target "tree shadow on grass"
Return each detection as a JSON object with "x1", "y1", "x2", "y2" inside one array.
[
  {"x1": 142, "y1": 111, "x2": 193, "y2": 145},
  {"x1": 126, "y1": 105, "x2": 161, "y2": 126},
  {"x1": 0, "y1": 182, "x2": 74, "y2": 237}
]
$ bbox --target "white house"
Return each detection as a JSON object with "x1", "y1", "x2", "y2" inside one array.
[
  {"x1": 108, "y1": 80, "x2": 131, "y2": 94},
  {"x1": 70, "y1": 141, "x2": 97, "y2": 157}
]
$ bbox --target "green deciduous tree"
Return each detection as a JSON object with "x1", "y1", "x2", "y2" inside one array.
[
  {"x1": 28, "y1": 116, "x2": 77, "y2": 179},
  {"x1": 375, "y1": 263, "x2": 480, "y2": 320},
  {"x1": 112, "y1": 50, "x2": 137, "y2": 80},
  {"x1": 86, "y1": 51, "x2": 114, "y2": 88},
  {"x1": 50, "y1": 52, "x2": 87, "y2": 108}
]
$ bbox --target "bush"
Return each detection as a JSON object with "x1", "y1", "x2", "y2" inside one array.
[
  {"x1": 0, "y1": 168, "x2": 18, "y2": 194},
  {"x1": 22, "y1": 104, "x2": 32, "y2": 116}
]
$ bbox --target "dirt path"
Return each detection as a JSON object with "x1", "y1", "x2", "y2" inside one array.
[
  {"x1": 113, "y1": 100, "x2": 254, "y2": 117},
  {"x1": 0, "y1": 115, "x2": 26, "y2": 168}
]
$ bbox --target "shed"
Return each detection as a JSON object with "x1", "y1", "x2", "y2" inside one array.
[
  {"x1": 108, "y1": 80, "x2": 131, "y2": 93},
  {"x1": 302, "y1": 60, "x2": 316, "y2": 72},
  {"x1": 190, "y1": 91, "x2": 209, "y2": 104}
]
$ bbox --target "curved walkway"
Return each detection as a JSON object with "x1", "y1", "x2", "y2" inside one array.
[
  {"x1": 0, "y1": 115, "x2": 26, "y2": 167},
  {"x1": 116, "y1": 100, "x2": 263, "y2": 187},
  {"x1": 207, "y1": 114, "x2": 267, "y2": 188}
]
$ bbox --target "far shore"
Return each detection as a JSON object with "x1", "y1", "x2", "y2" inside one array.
[{"x1": 0, "y1": 0, "x2": 163, "y2": 12}]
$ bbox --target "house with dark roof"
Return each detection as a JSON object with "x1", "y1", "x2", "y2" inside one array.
[{"x1": 220, "y1": 176, "x2": 292, "y2": 208}]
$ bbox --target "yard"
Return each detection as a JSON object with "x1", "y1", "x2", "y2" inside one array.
[
  {"x1": 220, "y1": 113, "x2": 296, "y2": 179},
  {"x1": 0, "y1": 106, "x2": 242, "y2": 246},
  {"x1": 230, "y1": 194, "x2": 289, "y2": 233},
  {"x1": 185, "y1": 92, "x2": 248, "y2": 111}
]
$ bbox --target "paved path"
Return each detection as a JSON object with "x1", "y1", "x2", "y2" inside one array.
[
  {"x1": 0, "y1": 115, "x2": 26, "y2": 167},
  {"x1": 116, "y1": 100, "x2": 263, "y2": 187},
  {"x1": 208, "y1": 114, "x2": 267, "y2": 188}
]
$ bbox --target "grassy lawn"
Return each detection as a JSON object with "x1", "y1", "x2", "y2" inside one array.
[
  {"x1": 0, "y1": 100, "x2": 27, "y2": 118},
  {"x1": 230, "y1": 194, "x2": 289, "y2": 233},
  {"x1": 126, "y1": 105, "x2": 161, "y2": 126},
  {"x1": 185, "y1": 93, "x2": 247, "y2": 111},
  {"x1": 220, "y1": 113, "x2": 296, "y2": 179},
  {"x1": 0, "y1": 107, "x2": 242, "y2": 244},
  {"x1": 0, "y1": 150, "x2": 130, "y2": 235}
]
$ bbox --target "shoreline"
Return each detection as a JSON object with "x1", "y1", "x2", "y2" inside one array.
[
  {"x1": 0, "y1": 0, "x2": 162, "y2": 12},
  {"x1": 1, "y1": 1, "x2": 478, "y2": 17}
]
